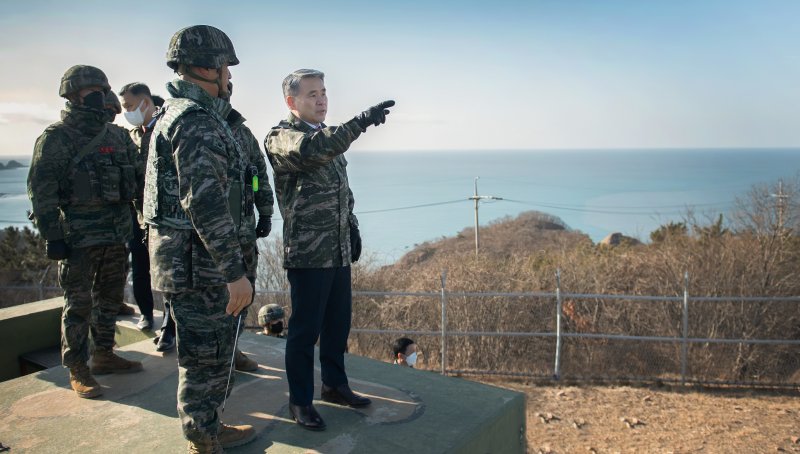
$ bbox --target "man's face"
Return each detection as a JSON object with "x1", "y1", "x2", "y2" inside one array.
[
  {"x1": 288, "y1": 77, "x2": 327, "y2": 124},
  {"x1": 217, "y1": 64, "x2": 232, "y2": 99},
  {"x1": 121, "y1": 92, "x2": 148, "y2": 114}
]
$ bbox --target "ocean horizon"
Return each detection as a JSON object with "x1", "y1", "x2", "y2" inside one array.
[{"x1": 3, "y1": 148, "x2": 799, "y2": 264}]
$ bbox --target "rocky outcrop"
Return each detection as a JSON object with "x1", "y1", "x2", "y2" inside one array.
[{"x1": 599, "y1": 232, "x2": 641, "y2": 247}]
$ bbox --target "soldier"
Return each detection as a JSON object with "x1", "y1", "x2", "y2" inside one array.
[
  {"x1": 28, "y1": 65, "x2": 144, "y2": 399},
  {"x1": 144, "y1": 25, "x2": 255, "y2": 452},
  {"x1": 257, "y1": 304, "x2": 286, "y2": 338},
  {"x1": 264, "y1": 68, "x2": 394, "y2": 431},
  {"x1": 223, "y1": 81, "x2": 275, "y2": 372},
  {"x1": 118, "y1": 82, "x2": 172, "y2": 344}
]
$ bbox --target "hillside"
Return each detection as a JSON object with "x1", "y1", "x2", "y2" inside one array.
[
  {"x1": 343, "y1": 179, "x2": 800, "y2": 386},
  {"x1": 394, "y1": 210, "x2": 591, "y2": 268}
]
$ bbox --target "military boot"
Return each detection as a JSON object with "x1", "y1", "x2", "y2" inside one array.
[
  {"x1": 218, "y1": 422, "x2": 256, "y2": 448},
  {"x1": 234, "y1": 350, "x2": 258, "y2": 372},
  {"x1": 187, "y1": 435, "x2": 223, "y2": 454},
  {"x1": 68, "y1": 363, "x2": 103, "y2": 398},
  {"x1": 91, "y1": 349, "x2": 144, "y2": 375}
]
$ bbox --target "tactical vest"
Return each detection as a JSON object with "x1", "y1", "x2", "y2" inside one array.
[
  {"x1": 64, "y1": 124, "x2": 138, "y2": 208},
  {"x1": 143, "y1": 98, "x2": 245, "y2": 231}
]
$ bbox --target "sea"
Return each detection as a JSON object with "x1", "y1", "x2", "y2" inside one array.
[{"x1": 4, "y1": 149, "x2": 799, "y2": 264}]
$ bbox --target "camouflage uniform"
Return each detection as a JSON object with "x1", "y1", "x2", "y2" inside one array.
[
  {"x1": 227, "y1": 108, "x2": 274, "y2": 281},
  {"x1": 264, "y1": 110, "x2": 365, "y2": 407},
  {"x1": 27, "y1": 66, "x2": 141, "y2": 369},
  {"x1": 129, "y1": 119, "x2": 154, "y2": 217},
  {"x1": 144, "y1": 77, "x2": 247, "y2": 441},
  {"x1": 264, "y1": 112, "x2": 361, "y2": 268}
]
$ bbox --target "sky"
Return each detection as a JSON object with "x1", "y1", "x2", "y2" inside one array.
[{"x1": 1, "y1": 0, "x2": 799, "y2": 156}]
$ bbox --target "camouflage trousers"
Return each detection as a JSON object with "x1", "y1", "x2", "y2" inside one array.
[
  {"x1": 237, "y1": 241, "x2": 258, "y2": 335},
  {"x1": 242, "y1": 241, "x2": 258, "y2": 283},
  {"x1": 168, "y1": 285, "x2": 238, "y2": 442},
  {"x1": 58, "y1": 244, "x2": 127, "y2": 368}
]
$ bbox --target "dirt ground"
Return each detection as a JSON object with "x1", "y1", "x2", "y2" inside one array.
[{"x1": 486, "y1": 380, "x2": 800, "y2": 454}]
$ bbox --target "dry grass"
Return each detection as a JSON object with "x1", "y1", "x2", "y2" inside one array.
[{"x1": 247, "y1": 178, "x2": 800, "y2": 385}]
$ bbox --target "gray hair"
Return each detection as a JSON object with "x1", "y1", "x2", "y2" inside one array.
[{"x1": 282, "y1": 69, "x2": 325, "y2": 98}]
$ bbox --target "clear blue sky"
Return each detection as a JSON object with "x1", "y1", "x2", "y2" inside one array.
[{"x1": 1, "y1": 0, "x2": 799, "y2": 156}]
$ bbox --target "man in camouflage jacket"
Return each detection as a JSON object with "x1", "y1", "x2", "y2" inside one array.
[
  {"x1": 27, "y1": 65, "x2": 144, "y2": 399},
  {"x1": 143, "y1": 25, "x2": 255, "y2": 452},
  {"x1": 264, "y1": 68, "x2": 394, "y2": 431}
]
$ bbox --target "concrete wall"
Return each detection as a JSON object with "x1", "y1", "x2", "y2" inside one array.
[
  {"x1": 0, "y1": 297, "x2": 62, "y2": 382},
  {"x1": 0, "y1": 297, "x2": 156, "y2": 382}
]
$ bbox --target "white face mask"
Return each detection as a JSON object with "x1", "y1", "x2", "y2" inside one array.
[
  {"x1": 404, "y1": 352, "x2": 417, "y2": 367},
  {"x1": 124, "y1": 99, "x2": 146, "y2": 127}
]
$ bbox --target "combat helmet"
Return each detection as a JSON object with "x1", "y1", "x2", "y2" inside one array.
[
  {"x1": 104, "y1": 91, "x2": 121, "y2": 114},
  {"x1": 166, "y1": 25, "x2": 239, "y2": 71},
  {"x1": 258, "y1": 304, "x2": 285, "y2": 326},
  {"x1": 59, "y1": 65, "x2": 110, "y2": 98}
]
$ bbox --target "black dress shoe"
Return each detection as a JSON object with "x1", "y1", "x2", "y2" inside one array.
[
  {"x1": 321, "y1": 383, "x2": 371, "y2": 408},
  {"x1": 289, "y1": 403, "x2": 326, "y2": 431},
  {"x1": 156, "y1": 329, "x2": 175, "y2": 352}
]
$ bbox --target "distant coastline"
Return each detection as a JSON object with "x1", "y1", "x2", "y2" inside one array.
[{"x1": 0, "y1": 160, "x2": 26, "y2": 171}]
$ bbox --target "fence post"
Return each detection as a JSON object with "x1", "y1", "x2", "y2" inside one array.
[
  {"x1": 554, "y1": 269, "x2": 562, "y2": 380},
  {"x1": 440, "y1": 270, "x2": 448, "y2": 376},
  {"x1": 681, "y1": 271, "x2": 689, "y2": 384}
]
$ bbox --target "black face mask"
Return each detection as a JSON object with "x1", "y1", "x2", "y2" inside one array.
[
  {"x1": 82, "y1": 91, "x2": 105, "y2": 111},
  {"x1": 269, "y1": 321, "x2": 284, "y2": 334}
]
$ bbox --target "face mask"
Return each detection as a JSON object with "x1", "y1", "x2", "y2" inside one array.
[
  {"x1": 82, "y1": 91, "x2": 105, "y2": 111},
  {"x1": 124, "y1": 99, "x2": 146, "y2": 127},
  {"x1": 404, "y1": 352, "x2": 417, "y2": 367},
  {"x1": 269, "y1": 321, "x2": 284, "y2": 334}
]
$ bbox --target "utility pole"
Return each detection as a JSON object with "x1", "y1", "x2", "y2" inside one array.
[
  {"x1": 771, "y1": 179, "x2": 789, "y2": 236},
  {"x1": 468, "y1": 177, "x2": 503, "y2": 255}
]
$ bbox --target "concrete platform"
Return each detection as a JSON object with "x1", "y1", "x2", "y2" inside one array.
[{"x1": 0, "y1": 333, "x2": 525, "y2": 453}]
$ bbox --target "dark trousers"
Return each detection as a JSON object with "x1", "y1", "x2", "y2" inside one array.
[
  {"x1": 285, "y1": 266, "x2": 352, "y2": 406},
  {"x1": 128, "y1": 222, "x2": 154, "y2": 318}
]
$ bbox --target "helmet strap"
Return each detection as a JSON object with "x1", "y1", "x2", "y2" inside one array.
[{"x1": 185, "y1": 66, "x2": 226, "y2": 98}]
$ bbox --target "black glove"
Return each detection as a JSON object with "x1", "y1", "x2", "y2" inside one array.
[
  {"x1": 354, "y1": 100, "x2": 395, "y2": 132},
  {"x1": 350, "y1": 224, "x2": 362, "y2": 263},
  {"x1": 256, "y1": 216, "x2": 272, "y2": 238},
  {"x1": 46, "y1": 239, "x2": 69, "y2": 260}
]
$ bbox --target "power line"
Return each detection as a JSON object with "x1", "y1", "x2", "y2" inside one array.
[
  {"x1": 355, "y1": 199, "x2": 466, "y2": 215},
  {"x1": 503, "y1": 199, "x2": 734, "y2": 216},
  {"x1": 350, "y1": 196, "x2": 733, "y2": 217},
  {"x1": 504, "y1": 199, "x2": 734, "y2": 210}
]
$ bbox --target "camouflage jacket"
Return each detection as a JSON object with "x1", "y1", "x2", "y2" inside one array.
[
  {"x1": 28, "y1": 105, "x2": 140, "y2": 248},
  {"x1": 264, "y1": 112, "x2": 362, "y2": 268},
  {"x1": 227, "y1": 108, "x2": 274, "y2": 245},
  {"x1": 144, "y1": 79, "x2": 246, "y2": 291},
  {"x1": 129, "y1": 122, "x2": 154, "y2": 219}
]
